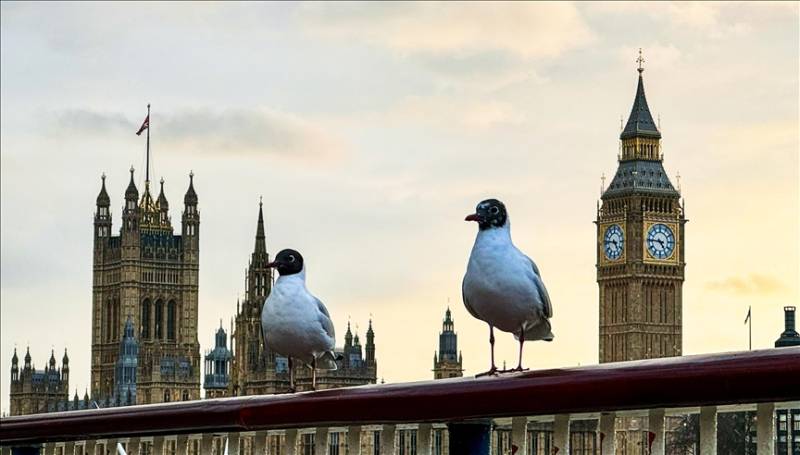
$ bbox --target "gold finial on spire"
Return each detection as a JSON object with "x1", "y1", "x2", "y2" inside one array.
[
  {"x1": 259, "y1": 195, "x2": 263, "y2": 207},
  {"x1": 637, "y1": 48, "x2": 645, "y2": 73}
]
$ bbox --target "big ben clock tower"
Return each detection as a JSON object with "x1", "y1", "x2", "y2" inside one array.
[{"x1": 597, "y1": 54, "x2": 686, "y2": 363}]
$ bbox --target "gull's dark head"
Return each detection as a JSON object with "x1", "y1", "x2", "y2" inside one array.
[
  {"x1": 267, "y1": 249, "x2": 304, "y2": 276},
  {"x1": 465, "y1": 198, "x2": 508, "y2": 230}
]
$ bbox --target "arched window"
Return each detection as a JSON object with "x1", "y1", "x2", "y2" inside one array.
[
  {"x1": 182, "y1": 390, "x2": 189, "y2": 401},
  {"x1": 167, "y1": 301, "x2": 176, "y2": 341},
  {"x1": 155, "y1": 300, "x2": 164, "y2": 339},
  {"x1": 163, "y1": 389, "x2": 171, "y2": 403},
  {"x1": 141, "y1": 300, "x2": 151, "y2": 339}
]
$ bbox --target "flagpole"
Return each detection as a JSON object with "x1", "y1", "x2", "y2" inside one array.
[{"x1": 145, "y1": 103, "x2": 151, "y2": 185}]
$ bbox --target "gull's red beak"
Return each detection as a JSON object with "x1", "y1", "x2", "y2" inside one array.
[
  {"x1": 266, "y1": 261, "x2": 278, "y2": 268},
  {"x1": 465, "y1": 213, "x2": 481, "y2": 222}
]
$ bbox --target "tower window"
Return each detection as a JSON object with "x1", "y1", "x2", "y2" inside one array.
[
  {"x1": 141, "y1": 300, "x2": 151, "y2": 339},
  {"x1": 167, "y1": 301, "x2": 176, "y2": 341},
  {"x1": 155, "y1": 300, "x2": 164, "y2": 339}
]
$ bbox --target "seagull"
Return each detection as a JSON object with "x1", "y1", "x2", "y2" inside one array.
[
  {"x1": 462, "y1": 198, "x2": 553, "y2": 376},
  {"x1": 262, "y1": 248, "x2": 338, "y2": 392}
]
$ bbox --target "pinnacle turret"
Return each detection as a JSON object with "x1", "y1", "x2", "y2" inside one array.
[
  {"x1": 125, "y1": 167, "x2": 139, "y2": 201},
  {"x1": 157, "y1": 178, "x2": 169, "y2": 211},
  {"x1": 184, "y1": 171, "x2": 198, "y2": 206},
  {"x1": 96, "y1": 174, "x2": 110, "y2": 207}
]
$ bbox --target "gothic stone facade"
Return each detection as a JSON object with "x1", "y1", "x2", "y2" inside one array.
[
  {"x1": 228, "y1": 204, "x2": 377, "y2": 396},
  {"x1": 597, "y1": 66, "x2": 685, "y2": 364},
  {"x1": 9, "y1": 348, "x2": 69, "y2": 416},
  {"x1": 91, "y1": 169, "x2": 201, "y2": 404}
]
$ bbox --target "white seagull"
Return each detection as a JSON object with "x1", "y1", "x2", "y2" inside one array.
[
  {"x1": 462, "y1": 198, "x2": 554, "y2": 375},
  {"x1": 262, "y1": 249, "x2": 338, "y2": 392}
]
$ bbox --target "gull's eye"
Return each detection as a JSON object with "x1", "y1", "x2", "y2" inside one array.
[
  {"x1": 288, "y1": 255, "x2": 296, "y2": 263},
  {"x1": 490, "y1": 206, "x2": 500, "y2": 215}
]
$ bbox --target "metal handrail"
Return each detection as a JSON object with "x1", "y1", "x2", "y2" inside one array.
[{"x1": 2, "y1": 347, "x2": 798, "y2": 445}]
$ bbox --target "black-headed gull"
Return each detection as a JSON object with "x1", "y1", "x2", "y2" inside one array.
[
  {"x1": 462, "y1": 199, "x2": 553, "y2": 375},
  {"x1": 262, "y1": 249, "x2": 337, "y2": 392}
]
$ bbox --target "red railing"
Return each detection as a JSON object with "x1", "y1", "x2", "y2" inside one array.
[{"x1": 2, "y1": 347, "x2": 798, "y2": 446}]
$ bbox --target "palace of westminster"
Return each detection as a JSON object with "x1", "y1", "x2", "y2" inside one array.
[{"x1": 7, "y1": 61, "x2": 799, "y2": 455}]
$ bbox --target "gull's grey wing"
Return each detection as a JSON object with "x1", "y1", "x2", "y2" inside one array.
[
  {"x1": 462, "y1": 275, "x2": 481, "y2": 320},
  {"x1": 314, "y1": 296, "x2": 336, "y2": 340},
  {"x1": 527, "y1": 257, "x2": 553, "y2": 318}
]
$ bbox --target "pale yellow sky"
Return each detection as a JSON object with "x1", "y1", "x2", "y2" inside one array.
[{"x1": 1, "y1": 2, "x2": 798, "y2": 414}]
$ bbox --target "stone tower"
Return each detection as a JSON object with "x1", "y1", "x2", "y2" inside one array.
[
  {"x1": 91, "y1": 169, "x2": 201, "y2": 404},
  {"x1": 433, "y1": 308, "x2": 463, "y2": 379},
  {"x1": 229, "y1": 201, "x2": 276, "y2": 396},
  {"x1": 204, "y1": 323, "x2": 233, "y2": 399},
  {"x1": 597, "y1": 60, "x2": 686, "y2": 363}
]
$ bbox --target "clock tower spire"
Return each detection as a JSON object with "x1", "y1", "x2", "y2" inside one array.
[{"x1": 596, "y1": 53, "x2": 686, "y2": 363}]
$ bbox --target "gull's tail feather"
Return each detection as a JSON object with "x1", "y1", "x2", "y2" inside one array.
[
  {"x1": 515, "y1": 319, "x2": 554, "y2": 342},
  {"x1": 317, "y1": 351, "x2": 338, "y2": 370}
]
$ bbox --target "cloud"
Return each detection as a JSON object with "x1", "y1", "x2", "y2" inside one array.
[
  {"x1": 299, "y1": 3, "x2": 595, "y2": 58},
  {"x1": 705, "y1": 274, "x2": 788, "y2": 296},
  {"x1": 45, "y1": 107, "x2": 345, "y2": 162}
]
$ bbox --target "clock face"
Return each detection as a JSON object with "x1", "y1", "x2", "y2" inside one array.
[
  {"x1": 603, "y1": 224, "x2": 624, "y2": 260},
  {"x1": 646, "y1": 223, "x2": 676, "y2": 259}
]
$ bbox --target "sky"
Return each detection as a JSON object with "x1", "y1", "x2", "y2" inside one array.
[{"x1": 1, "y1": 2, "x2": 798, "y2": 415}]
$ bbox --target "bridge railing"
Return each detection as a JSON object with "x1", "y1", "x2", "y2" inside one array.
[{"x1": 2, "y1": 347, "x2": 799, "y2": 455}]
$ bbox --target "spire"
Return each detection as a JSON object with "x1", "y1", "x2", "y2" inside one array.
[
  {"x1": 620, "y1": 49, "x2": 661, "y2": 140},
  {"x1": 125, "y1": 167, "x2": 139, "y2": 201},
  {"x1": 49, "y1": 349, "x2": 56, "y2": 368},
  {"x1": 157, "y1": 177, "x2": 169, "y2": 211},
  {"x1": 445, "y1": 306, "x2": 452, "y2": 323},
  {"x1": 184, "y1": 171, "x2": 198, "y2": 206},
  {"x1": 62, "y1": 348, "x2": 69, "y2": 365},
  {"x1": 254, "y1": 198, "x2": 267, "y2": 254},
  {"x1": 345, "y1": 322, "x2": 353, "y2": 347},
  {"x1": 24, "y1": 347, "x2": 31, "y2": 366},
  {"x1": 12, "y1": 348, "x2": 18, "y2": 365},
  {"x1": 96, "y1": 174, "x2": 110, "y2": 207}
]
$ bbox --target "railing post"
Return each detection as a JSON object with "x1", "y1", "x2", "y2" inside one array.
[
  {"x1": 417, "y1": 424, "x2": 431, "y2": 455},
  {"x1": 226, "y1": 433, "x2": 240, "y2": 455},
  {"x1": 151, "y1": 437, "x2": 163, "y2": 455},
  {"x1": 84, "y1": 441, "x2": 96, "y2": 455},
  {"x1": 381, "y1": 425, "x2": 396, "y2": 455},
  {"x1": 282, "y1": 430, "x2": 297, "y2": 455},
  {"x1": 699, "y1": 406, "x2": 717, "y2": 455},
  {"x1": 599, "y1": 412, "x2": 616, "y2": 455},
  {"x1": 552, "y1": 414, "x2": 570, "y2": 454},
  {"x1": 253, "y1": 431, "x2": 267, "y2": 455},
  {"x1": 200, "y1": 435, "x2": 213, "y2": 455},
  {"x1": 757, "y1": 403, "x2": 775, "y2": 455},
  {"x1": 176, "y1": 435, "x2": 189, "y2": 455},
  {"x1": 127, "y1": 439, "x2": 139, "y2": 455},
  {"x1": 347, "y1": 426, "x2": 362, "y2": 455},
  {"x1": 447, "y1": 420, "x2": 491, "y2": 455},
  {"x1": 43, "y1": 444, "x2": 55, "y2": 455},
  {"x1": 511, "y1": 417, "x2": 528, "y2": 455},
  {"x1": 648, "y1": 409, "x2": 665, "y2": 455},
  {"x1": 314, "y1": 428, "x2": 328, "y2": 455}
]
